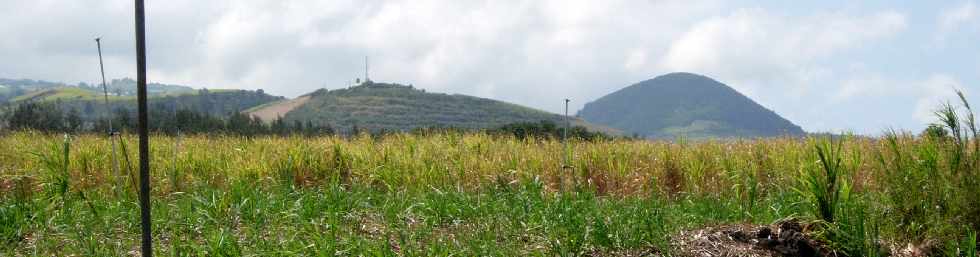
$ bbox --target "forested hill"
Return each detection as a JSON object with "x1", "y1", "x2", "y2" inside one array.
[
  {"x1": 578, "y1": 72, "x2": 805, "y2": 139},
  {"x1": 278, "y1": 82, "x2": 573, "y2": 132}
]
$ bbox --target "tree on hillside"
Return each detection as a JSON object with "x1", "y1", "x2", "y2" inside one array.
[
  {"x1": 8, "y1": 102, "x2": 64, "y2": 132},
  {"x1": 65, "y1": 108, "x2": 82, "y2": 132},
  {"x1": 113, "y1": 107, "x2": 134, "y2": 132}
]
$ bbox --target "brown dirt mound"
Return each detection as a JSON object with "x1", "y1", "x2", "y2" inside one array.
[{"x1": 672, "y1": 219, "x2": 836, "y2": 257}]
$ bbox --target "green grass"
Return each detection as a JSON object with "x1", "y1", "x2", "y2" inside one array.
[
  {"x1": 1, "y1": 123, "x2": 979, "y2": 255},
  {"x1": 11, "y1": 87, "x2": 102, "y2": 102}
]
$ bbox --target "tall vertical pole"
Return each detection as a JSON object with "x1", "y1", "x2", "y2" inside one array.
[
  {"x1": 95, "y1": 38, "x2": 121, "y2": 182},
  {"x1": 563, "y1": 99, "x2": 570, "y2": 167},
  {"x1": 365, "y1": 56, "x2": 369, "y2": 82},
  {"x1": 95, "y1": 38, "x2": 114, "y2": 133},
  {"x1": 561, "y1": 99, "x2": 572, "y2": 190},
  {"x1": 134, "y1": 0, "x2": 154, "y2": 256}
]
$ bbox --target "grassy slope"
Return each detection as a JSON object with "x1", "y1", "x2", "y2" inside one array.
[
  {"x1": 11, "y1": 87, "x2": 101, "y2": 102},
  {"x1": 8, "y1": 87, "x2": 209, "y2": 103}
]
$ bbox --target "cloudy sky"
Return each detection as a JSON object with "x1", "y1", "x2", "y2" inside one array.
[{"x1": 1, "y1": 0, "x2": 978, "y2": 135}]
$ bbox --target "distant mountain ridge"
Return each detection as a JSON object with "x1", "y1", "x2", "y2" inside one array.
[
  {"x1": 578, "y1": 72, "x2": 804, "y2": 139},
  {"x1": 5, "y1": 74, "x2": 804, "y2": 138},
  {"x1": 0, "y1": 77, "x2": 195, "y2": 99},
  {"x1": 1, "y1": 77, "x2": 282, "y2": 122}
]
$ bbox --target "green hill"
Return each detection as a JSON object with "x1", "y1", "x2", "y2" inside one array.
[
  {"x1": 99, "y1": 78, "x2": 196, "y2": 96},
  {"x1": 266, "y1": 82, "x2": 581, "y2": 132},
  {"x1": 577, "y1": 72, "x2": 805, "y2": 139},
  {"x1": 11, "y1": 87, "x2": 105, "y2": 102},
  {"x1": 1, "y1": 78, "x2": 283, "y2": 122}
]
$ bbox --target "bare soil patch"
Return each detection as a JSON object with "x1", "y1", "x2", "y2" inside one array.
[
  {"x1": 246, "y1": 95, "x2": 310, "y2": 122},
  {"x1": 671, "y1": 219, "x2": 835, "y2": 257}
]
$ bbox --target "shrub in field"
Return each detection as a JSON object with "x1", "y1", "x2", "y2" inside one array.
[
  {"x1": 867, "y1": 90, "x2": 980, "y2": 254},
  {"x1": 799, "y1": 138, "x2": 847, "y2": 223},
  {"x1": 658, "y1": 145, "x2": 685, "y2": 198},
  {"x1": 937, "y1": 92, "x2": 980, "y2": 242}
]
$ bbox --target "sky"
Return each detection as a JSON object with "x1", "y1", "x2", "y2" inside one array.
[{"x1": 1, "y1": 0, "x2": 978, "y2": 135}]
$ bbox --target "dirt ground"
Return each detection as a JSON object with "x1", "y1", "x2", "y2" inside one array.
[
  {"x1": 669, "y1": 219, "x2": 834, "y2": 257},
  {"x1": 246, "y1": 95, "x2": 310, "y2": 122},
  {"x1": 658, "y1": 219, "x2": 943, "y2": 257}
]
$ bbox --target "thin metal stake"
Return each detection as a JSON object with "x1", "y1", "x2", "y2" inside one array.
[
  {"x1": 561, "y1": 99, "x2": 572, "y2": 190},
  {"x1": 134, "y1": 0, "x2": 153, "y2": 255},
  {"x1": 563, "y1": 99, "x2": 571, "y2": 168},
  {"x1": 95, "y1": 38, "x2": 121, "y2": 187}
]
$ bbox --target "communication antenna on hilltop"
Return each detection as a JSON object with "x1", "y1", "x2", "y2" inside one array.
[
  {"x1": 563, "y1": 99, "x2": 572, "y2": 168},
  {"x1": 364, "y1": 56, "x2": 370, "y2": 82}
]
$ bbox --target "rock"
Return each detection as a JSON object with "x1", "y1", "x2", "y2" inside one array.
[{"x1": 757, "y1": 227, "x2": 772, "y2": 239}]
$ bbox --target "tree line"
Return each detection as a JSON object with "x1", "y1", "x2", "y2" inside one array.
[{"x1": 1, "y1": 101, "x2": 335, "y2": 136}]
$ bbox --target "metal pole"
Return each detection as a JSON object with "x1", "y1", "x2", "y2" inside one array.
[
  {"x1": 563, "y1": 99, "x2": 570, "y2": 167},
  {"x1": 172, "y1": 98, "x2": 181, "y2": 191},
  {"x1": 134, "y1": 0, "x2": 153, "y2": 255},
  {"x1": 95, "y1": 38, "x2": 122, "y2": 184},
  {"x1": 560, "y1": 99, "x2": 572, "y2": 190}
]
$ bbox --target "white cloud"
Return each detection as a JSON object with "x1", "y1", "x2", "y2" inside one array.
[
  {"x1": 661, "y1": 8, "x2": 906, "y2": 99},
  {"x1": 623, "y1": 49, "x2": 648, "y2": 72},
  {"x1": 938, "y1": 1, "x2": 978, "y2": 41},
  {"x1": 836, "y1": 74, "x2": 888, "y2": 101},
  {"x1": 2, "y1": 0, "x2": 727, "y2": 106},
  {"x1": 914, "y1": 74, "x2": 969, "y2": 124},
  {"x1": 654, "y1": 8, "x2": 914, "y2": 134}
]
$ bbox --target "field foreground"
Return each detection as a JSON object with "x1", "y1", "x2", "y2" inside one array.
[{"x1": 1, "y1": 131, "x2": 978, "y2": 256}]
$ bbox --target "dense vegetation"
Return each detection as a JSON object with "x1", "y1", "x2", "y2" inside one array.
[
  {"x1": 491, "y1": 120, "x2": 616, "y2": 141},
  {"x1": 1, "y1": 97, "x2": 978, "y2": 256},
  {"x1": 282, "y1": 82, "x2": 574, "y2": 132},
  {"x1": 578, "y1": 72, "x2": 805, "y2": 139}
]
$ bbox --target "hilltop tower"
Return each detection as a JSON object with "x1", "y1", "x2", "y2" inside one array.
[{"x1": 364, "y1": 56, "x2": 370, "y2": 83}]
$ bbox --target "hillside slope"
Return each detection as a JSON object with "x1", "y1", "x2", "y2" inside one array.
[
  {"x1": 0, "y1": 77, "x2": 195, "y2": 101},
  {"x1": 578, "y1": 72, "x2": 804, "y2": 139},
  {"x1": 269, "y1": 82, "x2": 576, "y2": 132}
]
